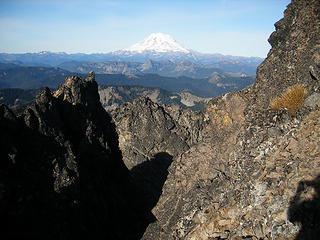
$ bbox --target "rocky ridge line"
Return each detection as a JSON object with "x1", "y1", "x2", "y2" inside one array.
[{"x1": 141, "y1": 0, "x2": 320, "y2": 239}]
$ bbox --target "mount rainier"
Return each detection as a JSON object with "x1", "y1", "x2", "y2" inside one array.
[
  {"x1": 123, "y1": 33, "x2": 190, "y2": 53},
  {"x1": 108, "y1": 33, "x2": 263, "y2": 66},
  {"x1": 0, "y1": 33, "x2": 263, "y2": 69},
  {"x1": 109, "y1": 33, "x2": 200, "y2": 63}
]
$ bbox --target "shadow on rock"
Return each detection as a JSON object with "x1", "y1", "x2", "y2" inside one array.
[
  {"x1": 0, "y1": 72, "x2": 175, "y2": 239},
  {"x1": 131, "y1": 152, "x2": 173, "y2": 213},
  {"x1": 0, "y1": 81, "x2": 159, "y2": 240},
  {"x1": 288, "y1": 175, "x2": 320, "y2": 240}
]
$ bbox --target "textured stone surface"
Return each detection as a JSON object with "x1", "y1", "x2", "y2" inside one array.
[
  {"x1": 142, "y1": 0, "x2": 320, "y2": 239},
  {"x1": 110, "y1": 97, "x2": 205, "y2": 170}
]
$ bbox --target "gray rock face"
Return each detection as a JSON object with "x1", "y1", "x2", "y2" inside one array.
[
  {"x1": 141, "y1": 0, "x2": 320, "y2": 239},
  {"x1": 109, "y1": 97, "x2": 206, "y2": 224},
  {"x1": 110, "y1": 97, "x2": 205, "y2": 170}
]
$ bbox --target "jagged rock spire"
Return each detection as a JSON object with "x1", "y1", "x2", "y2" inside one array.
[
  {"x1": 53, "y1": 71, "x2": 100, "y2": 110},
  {"x1": 85, "y1": 70, "x2": 95, "y2": 82}
]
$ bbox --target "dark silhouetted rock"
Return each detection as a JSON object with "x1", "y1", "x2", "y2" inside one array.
[{"x1": 0, "y1": 72, "x2": 151, "y2": 239}]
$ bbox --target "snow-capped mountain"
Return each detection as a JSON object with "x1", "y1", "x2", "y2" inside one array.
[
  {"x1": 0, "y1": 33, "x2": 264, "y2": 72},
  {"x1": 124, "y1": 33, "x2": 190, "y2": 53},
  {"x1": 111, "y1": 33, "x2": 262, "y2": 67},
  {"x1": 110, "y1": 33, "x2": 199, "y2": 62}
]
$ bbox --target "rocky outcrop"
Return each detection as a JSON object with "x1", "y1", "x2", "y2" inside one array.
[
  {"x1": 246, "y1": 0, "x2": 320, "y2": 111},
  {"x1": 109, "y1": 97, "x2": 205, "y2": 170},
  {"x1": 142, "y1": 0, "x2": 320, "y2": 239},
  {"x1": 109, "y1": 97, "x2": 207, "y2": 226},
  {"x1": 0, "y1": 71, "x2": 151, "y2": 239}
]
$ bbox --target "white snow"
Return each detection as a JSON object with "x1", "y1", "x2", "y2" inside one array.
[{"x1": 124, "y1": 33, "x2": 190, "y2": 53}]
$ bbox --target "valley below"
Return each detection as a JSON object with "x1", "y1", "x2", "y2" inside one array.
[{"x1": 0, "y1": 58, "x2": 256, "y2": 110}]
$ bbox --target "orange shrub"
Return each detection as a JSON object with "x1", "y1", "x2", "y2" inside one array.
[{"x1": 270, "y1": 84, "x2": 307, "y2": 116}]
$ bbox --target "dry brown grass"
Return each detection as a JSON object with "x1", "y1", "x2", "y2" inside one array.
[{"x1": 270, "y1": 84, "x2": 308, "y2": 116}]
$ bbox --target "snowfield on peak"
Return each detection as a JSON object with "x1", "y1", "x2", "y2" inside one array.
[{"x1": 124, "y1": 33, "x2": 190, "y2": 53}]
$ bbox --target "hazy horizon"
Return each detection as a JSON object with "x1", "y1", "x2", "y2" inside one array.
[{"x1": 1, "y1": 0, "x2": 291, "y2": 58}]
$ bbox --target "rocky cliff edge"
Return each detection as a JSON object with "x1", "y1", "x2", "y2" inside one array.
[{"x1": 142, "y1": 0, "x2": 320, "y2": 239}]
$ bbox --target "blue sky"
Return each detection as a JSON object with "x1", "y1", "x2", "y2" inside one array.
[{"x1": 0, "y1": 0, "x2": 291, "y2": 57}]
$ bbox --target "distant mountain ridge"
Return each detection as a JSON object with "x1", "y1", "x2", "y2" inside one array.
[
  {"x1": 0, "y1": 85, "x2": 209, "y2": 111},
  {"x1": 98, "y1": 85, "x2": 210, "y2": 111},
  {"x1": 112, "y1": 33, "x2": 263, "y2": 66},
  {"x1": 0, "y1": 65, "x2": 255, "y2": 98},
  {"x1": 58, "y1": 59, "x2": 252, "y2": 78},
  {"x1": 0, "y1": 65, "x2": 71, "y2": 89},
  {"x1": 0, "y1": 33, "x2": 263, "y2": 73},
  {"x1": 0, "y1": 51, "x2": 262, "y2": 71}
]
